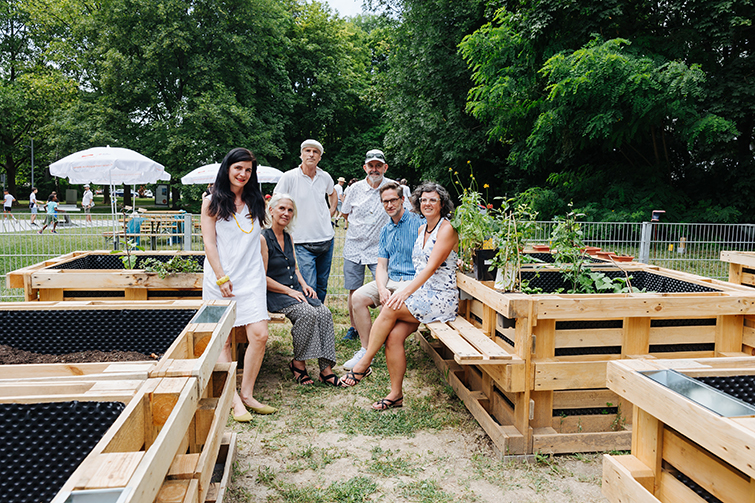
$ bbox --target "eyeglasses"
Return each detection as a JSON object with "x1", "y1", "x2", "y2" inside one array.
[
  {"x1": 419, "y1": 197, "x2": 440, "y2": 205},
  {"x1": 381, "y1": 197, "x2": 401, "y2": 206}
]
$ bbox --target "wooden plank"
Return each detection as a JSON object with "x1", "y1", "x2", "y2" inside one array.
[
  {"x1": 426, "y1": 321, "x2": 484, "y2": 363},
  {"x1": 613, "y1": 454, "x2": 656, "y2": 493},
  {"x1": 715, "y1": 314, "x2": 744, "y2": 355},
  {"x1": 533, "y1": 429, "x2": 631, "y2": 454},
  {"x1": 658, "y1": 470, "x2": 707, "y2": 503},
  {"x1": 156, "y1": 479, "x2": 199, "y2": 503},
  {"x1": 552, "y1": 389, "x2": 621, "y2": 409},
  {"x1": 534, "y1": 361, "x2": 608, "y2": 390},
  {"x1": 448, "y1": 317, "x2": 513, "y2": 360},
  {"x1": 663, "y1": 427, "x2": 751, "y2": 503},
  {"x1": 721, "y1": 251, "x2": 755, "y2": 269},
  {"x1": 623, "y1": 317, "x2": 650, "y2": 356},
  {"x1": 555, "y1": 328, "x2": 624, "y2": 348},
  {"x1": 205, "y1": 432, "x2": 236, "y2": 503},
  {"x1": 632, "y1": 407, "x2": 663, "y2": 495},
  {"x1": 195, "y1": 367, "x2": 234, "y2": 501},
  {"x1": 647, "y1": 325, "x2": 715, "y2": 345},
  {"x1": 84, "y1": 452, "x2": 145, "y2": 489},
  {"x1": 602, "y1": 454, "x2": 662, "y2": 503}
]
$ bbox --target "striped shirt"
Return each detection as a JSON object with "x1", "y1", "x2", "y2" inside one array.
[{"x1": 378, "y1": 210, "x2": 423, "y2": 281}]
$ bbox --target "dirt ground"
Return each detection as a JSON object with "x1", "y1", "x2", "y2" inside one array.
[
  {"x1": 224, "y1": 322, "x2": 609, "y2": 503},
  {"x1": 0, "y1": 344, "x2": 157, "y2": 364}
]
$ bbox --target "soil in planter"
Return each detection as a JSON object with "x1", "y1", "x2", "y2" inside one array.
[
  {"x1": 0, "y1": 344, "x2": 156, "y2": 365},
  {"x1": 0, "y1": 400, "x2": 125, "y2": 503}
]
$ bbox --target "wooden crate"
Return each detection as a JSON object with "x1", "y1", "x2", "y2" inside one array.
[
  {"x1": 603, "y1": 357, "x2": 755, "y2": 503},
  {"x1": 6, "y1": 250, "x2": 205, "y2": 301},
  {"x1": 0, "y1": 300, "x2": 235, "y2": 393},
  {"x1": 721, "y1": 250, "x2": 755, "y2": 288},
  {"x1": 420, "y1": 265, "x2": 755, "y2": 455},
  {"x1": 37, "y1": 363, "x2": 234, "y2": 503}
]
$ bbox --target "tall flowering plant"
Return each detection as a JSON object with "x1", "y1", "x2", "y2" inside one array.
[{"x1": 448, "y1": 164, "x2": 496, "y2": 273}]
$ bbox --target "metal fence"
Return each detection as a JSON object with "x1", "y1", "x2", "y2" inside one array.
[{"x1": 2, "y1": 213, "x2": 754, "y2": 305}]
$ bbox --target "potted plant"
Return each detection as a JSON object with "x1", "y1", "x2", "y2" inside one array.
[
  {"x1": 489, "y1": 200, "x2": 539, "y2": 291},
  {"x1": 449, "y1": 169, "x2": 497, "y2": 280}
]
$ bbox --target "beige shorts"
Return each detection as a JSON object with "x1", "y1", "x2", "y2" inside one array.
[{"x1": 354, "y1": 279, "x2": 410, "y2": 307}]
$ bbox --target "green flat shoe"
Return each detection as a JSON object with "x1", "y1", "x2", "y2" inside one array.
[
  {"x1": 233, "y1": 411, "x2": 254, "y2": 422},
  {"x1": 248, "y1": 404, "x2": 278, "y2": 415}
]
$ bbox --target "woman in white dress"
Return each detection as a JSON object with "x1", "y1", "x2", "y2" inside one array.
[
  {"x1": 340, "y1": 182, "x2": 458, "y2": 410},
  {"x1": 202, "y1": 147, "x2": 275, "y2": 421}
]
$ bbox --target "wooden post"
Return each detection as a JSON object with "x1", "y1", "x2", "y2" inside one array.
[
  {"x1": 622, "y1": 317, "x2": 651, "y2": 357},
  {"x1": 632, "y1": 406, "x2": 663, "y2": 495}
]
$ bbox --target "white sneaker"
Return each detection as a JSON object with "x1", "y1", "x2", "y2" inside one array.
[{"x1": 343, "y1": 347, "x2": 367, "y2": 370}]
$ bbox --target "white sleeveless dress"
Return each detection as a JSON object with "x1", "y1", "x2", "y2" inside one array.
[
  {"x1": 404, "y1": 218, "x2": 459, "y2": 323},
  {"x1": 202, "y1": 204, "x2": 269, "y2": 326}
]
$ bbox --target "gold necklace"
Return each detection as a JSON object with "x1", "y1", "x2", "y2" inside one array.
[{"x1": 233, "y1": 213, "x2": 254, "y2": 234}]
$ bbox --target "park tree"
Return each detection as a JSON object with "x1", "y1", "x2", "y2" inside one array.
[
  {"x1": 459, "y1": 0, "x2": 753, "y2": 221},
  {"x1": 0, "y1": 0, "x2": 77, "y2": 196}
]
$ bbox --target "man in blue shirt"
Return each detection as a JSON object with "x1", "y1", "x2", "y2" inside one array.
[{"x1": 342, "y1": 181, "x2": 422, "y2": 370}]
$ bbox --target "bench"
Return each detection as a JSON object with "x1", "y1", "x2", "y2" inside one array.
[{"x1": 426, "y1": 316, "x2": 517, "y2": 365}]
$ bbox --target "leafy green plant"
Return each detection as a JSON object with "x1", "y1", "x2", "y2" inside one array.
[
  {"x1": 141, "y1": 256, "x2": 202, "y2": 278},
  {"x1": 110, "y1": 239, "x2": 143, "y2": 269},
  {"x1": 490, "y1": 199, "x2": 540, "y2": 291}
]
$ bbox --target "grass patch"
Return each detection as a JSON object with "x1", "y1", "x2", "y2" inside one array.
[
  {"x1": 366, "y1": 446, "x2": 419, "y2": 477},
  {"x1": 397, "y1": 480, "x2": 455, "y2": 503}
]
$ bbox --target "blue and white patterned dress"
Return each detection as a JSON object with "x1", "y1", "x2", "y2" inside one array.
[{"x1": 404, "y1": 218, "x2": 458, "y2": 323}]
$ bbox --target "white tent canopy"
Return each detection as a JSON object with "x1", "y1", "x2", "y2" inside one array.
[
  {"x1": 181, "y1": 163, "x2": 283, "y2": 185},
  {"x1": 49, "y1": 146, "x2": 170, "y2": 185}
]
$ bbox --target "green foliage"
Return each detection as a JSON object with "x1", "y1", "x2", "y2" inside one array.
[
  {"x1": 110, "y1": 240, "x2": 144, "y2": 269},
  {"x1": 141, "y1": 256, "x2": 202, "y2": 278},
  {"x1": 448, "y1": 167, "x2": 496, "y2": 270},
  {"x1": 490, "y1": 200, "x2": 539, "y2": 291}
]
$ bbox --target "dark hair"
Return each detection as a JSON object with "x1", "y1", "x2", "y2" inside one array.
[
  {"x1": 208, "y1": 147, "x2": 267, "y2": 226},
  {"x1": 379, "y1": 181, "x2": 402, "y2": 198},
  {"x1": 411, "y1": 181, "x2": 454, "y2": 217}
]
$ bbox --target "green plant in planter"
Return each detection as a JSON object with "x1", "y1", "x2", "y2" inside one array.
[
  {"x1": 490, "y1": 200, "x2": 540, "y2": 291},
  {"x1": 550, "y1": 206, "x2": 639, "y2": 293},
  {"x1": 141, "y1": 256, "x2": 202, "y2": 278},
  {"x1": 448, "y1": 167, "x2": 496, "y2": 273}
]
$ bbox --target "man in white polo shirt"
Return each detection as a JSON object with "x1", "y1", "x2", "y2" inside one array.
[{"x1": 273, "y1": 139, "x2": 338, "y2": 303}]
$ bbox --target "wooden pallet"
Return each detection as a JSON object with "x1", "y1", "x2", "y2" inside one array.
[
  {"x1": 42, "y1": 363, "x2": 235, "y2": 503},
  {"x1": 603, "y1": 357, "x2": 755, "y2": 503},
  {"x1": 721, "y1": 250, "x2": 755, "y2": 289},
  {"x1": 420, "y1": 267, "x2": 755, "y2": 455},
  {"x1": 0, "y1": 300, "x2": 235, "y2": 393},
  {"x1": 6, "y1": 250, "x2": 205, "y2": 301}
]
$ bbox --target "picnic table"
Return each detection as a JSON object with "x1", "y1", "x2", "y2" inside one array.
[{"x1": 103, "y1": 212, "x2": 185, "y2": 249}]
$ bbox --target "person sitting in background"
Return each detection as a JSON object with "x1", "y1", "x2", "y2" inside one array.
[
  {"x1": 260, "y1": 193, "x2": 341, "y2": 386},
  {"x1": 339, "y1": 182, "x2": 459, "y2": 411}
]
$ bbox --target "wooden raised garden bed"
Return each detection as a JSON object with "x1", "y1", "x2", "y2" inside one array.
[
  {"x1": 419, "y1": 264, "x2": 755, "y2": 456},
  {"x1": 0, "y1": 362, "x2": 234, "y2": 503},
  {"x1": 0, "y1": 300, "x2": 235, "y2": 393},
  {"x1": 6, "y1": 250, "x2": 205, "y2": 302},
  {"x1": 720, "y1": 250, "x2": 755, "y2": 288},
  {"x1": 603, "y1": 357, "x2": 755, "y2": 503}
]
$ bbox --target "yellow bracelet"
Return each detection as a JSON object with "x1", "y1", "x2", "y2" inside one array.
[{"x1": 216, "y1": 275, "x2": 230, "y2": 286}]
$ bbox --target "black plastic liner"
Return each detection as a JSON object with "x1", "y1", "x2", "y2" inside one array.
[
  {"x1": 520, "y1": 270, "x2": 721, "y2": 294},
  {"x1": 649, "y1": 343, "x2": 715, "y2": 353},
  {"x1": 50, "y1": 254, "x2": 204, "y2": 270},
  {"x1": 695, "y1": 375, "x2": 755, "y2": 406},
  {"x1": 0, "y1": 309, "x2": 197, "y2": 355},
  {"x1": 552, "y1": 406, "x2": 618, "y2": 417},
  {"x1": 0, "y1": 401, "x2": 125, "y2": 503},
  {"x1": 527, "y1": 252, "x2": 604, "y2": 264},
  {"x1": 557, "y1": 320, "x2": 623, "y2": 330},
  {"x1": 670, "y1": 466, "x2": 723, "y2": 503}
]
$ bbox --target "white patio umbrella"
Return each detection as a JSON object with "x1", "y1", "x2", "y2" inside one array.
[
  {"x1": 49, "y1": 146, "x2": 170, "y2": 242},
  {"x1": 181, "y1": 163, "x2": 283, "y2": 185}
]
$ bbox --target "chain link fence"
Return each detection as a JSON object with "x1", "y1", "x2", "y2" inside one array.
[{"x1": 2, "y1": 213, "x2": 754, "y2": 306}]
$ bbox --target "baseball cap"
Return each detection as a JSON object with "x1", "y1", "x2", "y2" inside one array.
[
  {"x1": 365, "y1": 149, "x2": 386, "y2": 164},
  {"x1": 301, "y1": 139, "x2": 324, "y2": 155}
]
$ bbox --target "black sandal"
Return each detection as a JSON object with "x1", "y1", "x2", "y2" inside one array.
[
  {"x1": 319, "y1": 371, "x2": 344, "y2": 387},
  {"x1": 372, "y1": 396, "x2": 403, "y2": 410},
  {"x1": 289, "y1": 360, "x2": 314, "y2": 385},
  {"x1": 338, "y1": 367, "x2": 372, "y2": 387}
]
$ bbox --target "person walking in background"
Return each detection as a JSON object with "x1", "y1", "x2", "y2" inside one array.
[
  {"x1": 343, "y1": 181, "x2": 422, "y2": 371},
  {"x1": 273, "y1": 139, "x2": 338, "y2": 303},
  {"x1": 261, "y1": 193, "x2": 342, "y2": 387},
  {"x1": 333, "y1": 176, "x2": 346, "y2": 227},
  {"x1": 201, "y1": 147, "x2": 276, "y2": 421},
  {"x1": 340, "y1": 182, "x2": 459, "y2": 412},
  {"x1": 340, "y1": 149, "x2": 392, "y2": 343},
  {"x1": 3, "y1": 189, "x2": 16, "y2": 221},
  {"x1": 29, "y1": 187, "x2": 39, "y2": 226},
  {"x1": 399, "y1": 178, "x2": 413, "y2": 212},
  {"x1": 38, "y1": 193, "x2": 65, "y2": 234},
  {"x1": 82, "y1": 185, "x2": 94, "y2": 223}
]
